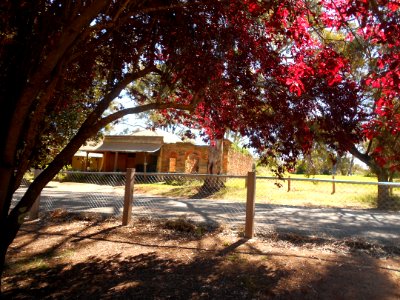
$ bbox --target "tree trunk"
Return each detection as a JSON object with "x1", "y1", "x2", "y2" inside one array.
[
  {"x1": 0, "y1": 242, "x2": 6, "y2": 292},
  {"x1": 0, "y1": 167, "x2": 62, "y2": 291},
  {"x1": 348, "y1": 146, "x2": 397, "y2": 210},
  {"x1": 0, "y1": 122, "x2": 101, "y2": 291},
  {"x1": 347, "y1": 156, "x2": 354, "y2": 176},
  {"x1": 208, "y1": 139, "x2": 224, "y2": 175},
  {"x1": 376, "y1": 171, "x2": 392, "y2": 209},
  {"x1": 202, "y1": 139, "x2": 225, "y2": 193},
  {"x1": 332, "y1": 154, "x2": 341, "y2": 175}
]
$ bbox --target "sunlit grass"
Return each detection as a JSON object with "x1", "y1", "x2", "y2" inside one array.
[
  {"x1": 6, "y1": 257, "x2": 50, "y2": 273},
  {"x1": 134, "y1": 174, "x2": 400, "y2": 209},
  {"x1": 5, "y1": 248, "x2": 74, "y2": 273}
]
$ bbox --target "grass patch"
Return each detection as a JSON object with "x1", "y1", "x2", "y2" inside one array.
[
  {"x1": 163, "y1": 217, "x2": 219, "y2": 237},
  {"x1": 6, "y1": 256, "x2": 51, "y2": 273},
  {"x1": 226, "y1": 253, "x2": 246, "y2": 263},
  {"x1": 25, "y1": 258, "x2": 50, "y2": 271},
  {"x1": 136, "y1": 182, "x2": 202, "y2": 198},
  {"x1": 134, "y1": 174, "x2": 400, "y2": 209}
]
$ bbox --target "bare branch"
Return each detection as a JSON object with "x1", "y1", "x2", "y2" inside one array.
[{"x1": 348, "y1": 144, "x2": 375, "y2": 170}]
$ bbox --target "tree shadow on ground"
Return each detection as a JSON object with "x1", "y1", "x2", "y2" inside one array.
[
  {"x1": 4, "y1": 238, "x2": 400, "y2": 299},
  {"x1": 3, "y1": 214, "x2": 400, "y2": 299},
  {"x1": 190, "y1": 178, "x2": 226, "y2": 199},
  {"x1": 271, "y1": 252, "x2": 400, "y2": 299},
  {"x1": 3, "y1": 252, "x2": 287, "y2": 299}
]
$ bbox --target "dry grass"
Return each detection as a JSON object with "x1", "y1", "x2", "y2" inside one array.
[{"x1": 135, "y1": 175, "x2": 400, "y2": 209}]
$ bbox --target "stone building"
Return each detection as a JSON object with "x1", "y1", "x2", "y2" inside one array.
[{"x1": 72, "y1": 130, "x2": 253, "y2": 175}]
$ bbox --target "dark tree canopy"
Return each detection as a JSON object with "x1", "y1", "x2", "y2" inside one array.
[{"x1": 0, "y1": 0, "x2": 399, "y2": 289}]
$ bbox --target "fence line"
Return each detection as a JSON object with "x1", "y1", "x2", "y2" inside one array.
[
  {"x1": 14, "y1": 170, "x2": 400, "y2": 243},
  {"x1": 63, "y1": 171, "x2": 126, "y2": 175},
  {"x1": 60, "y1": 170, "x2": 400, "y2": 186},
  {"x1": 259, "y1": 175, "x2": 400, "y2": 187}
]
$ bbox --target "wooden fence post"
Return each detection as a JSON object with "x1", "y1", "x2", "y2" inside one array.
[
  {"x1": 29, "y1": 169, "x2": 42, "y2": 220},
  {"x1": 331, "y1": 175, "x2": 336, "y2": 195},
  {"x1": 245, "y1": 171, "x2": 256, "y2": 239},
  {"x1": 122, "y1": 168, "x2": 135, "y2": 225},
  {"x1": 287, "y1": 176, "x2": 291, "y2": 192}
]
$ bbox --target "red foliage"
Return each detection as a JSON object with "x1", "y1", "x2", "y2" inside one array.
[
  {"x1": 149, "y1": 0, "x2": 369, "y2": 170},
  {"x1": 2, "y1": 0, "x2": 398, "y2": 174},
  {"x1": 317, "y1": 0, "x2": 400, "y2": 171}
]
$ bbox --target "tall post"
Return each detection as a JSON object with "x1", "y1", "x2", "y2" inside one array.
[
  {"x1": 331, "y1": 175, "x2": 336, "y2": 195},
  {"x1": 287, "y1": 176, "x2": 291, "y2": 192},
  {"x1": 113, "y1": 152, "x2": 119, "y2": 172},
  {"x1": 144, "y1": 153, "x2": 148, "y2": 182},
  {"x1": 144, "y1": 153, "x2": 147, "y2": 173},
  {"x1": 122, "y1": 168, "x2": 135, "y2": 225},
  {"x1": 245, "y1": 171, "x2": 256, "y2": 239},
  {"x1": 84, "y1": 152, "x2": 89, "y2": 171},
  {"x1": 29, "y1": 169, "x2": 42, "y2": 220}
]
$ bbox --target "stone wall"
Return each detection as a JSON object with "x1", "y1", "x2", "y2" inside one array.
[
  {"x1": 226, "y1": 145, "x2": 254, "y2": 176},
  {"x1": 160, "y1": 143, "x2": 209, "y2": 173},
  {"x1": 159, "y1": 141, "x2": 253, "y2": 175}
]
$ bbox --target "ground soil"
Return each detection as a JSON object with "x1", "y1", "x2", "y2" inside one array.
[{"x1": 2, "y1": 211, "x2": 400, "y2": 299}]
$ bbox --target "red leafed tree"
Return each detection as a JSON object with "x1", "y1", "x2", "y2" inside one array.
[
  {"x1": 165, "y1": 0, "x2": 400, "y2": 209},
  {"x1": 0, "y1": 0, "x2": 332, "y2": 285},
  {"x1": 313, "y1": 0, "x2": 400, "y2": 207}
]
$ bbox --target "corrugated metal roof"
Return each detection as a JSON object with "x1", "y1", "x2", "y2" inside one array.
[
  {"x1": 80, "y1": 141, "x2": 102, "y2": 152},
  {"x1": 74, "y1": 151, "x2": 103, "y2": 157},
  {"x1": 91, "y1": 142, "x2": 161, "y2": 153},
  {"x1": 131, "y1": 129, "x2": 182, "y2": 143},
  {"x1": 102, "y1": 135, "x2": 163, "y2": 144}
]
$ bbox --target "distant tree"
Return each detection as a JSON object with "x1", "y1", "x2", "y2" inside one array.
[{"x1": 294, "y1": 143, "x2": 354, "y2": 176}]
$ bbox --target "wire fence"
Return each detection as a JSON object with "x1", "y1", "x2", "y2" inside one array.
[
  {"x1": 256, "y1": 176, "x2": 400, "y2": 210},
  {"x1": 13, "y1": 171, "x2": 126, "y2": 216},
  {"x1": 12, "y1": 170, "x2": 400, "y2": 246},
  {"x1": 132, "y1": 173, "x2": 247, "y2": 227}
]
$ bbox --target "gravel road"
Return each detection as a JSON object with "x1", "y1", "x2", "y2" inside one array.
[{"x1": 13, "y1": 183, "x2": 400, "y2": 247}]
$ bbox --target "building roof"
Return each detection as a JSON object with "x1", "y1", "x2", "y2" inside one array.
[
  {"x1": 74, "y1": 151, "x2": 103, "y2": 158},
  {"x1": 131, "y1": 129, "x2": 182, "y2": 144},
  {"x1": 92, "y1": 142, "x2": 161, "y2": 153},
  {"x1": 77, "y1": 129, "x2": 182, "y2": 155},
  {"x1": 82, "y1": 134, "x2": 163, "y2": 154}
]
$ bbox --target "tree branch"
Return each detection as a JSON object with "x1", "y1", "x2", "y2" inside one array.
[
  {"x1": 97, "y1": 102, "x2": 196, "y2": 128},
  {"x1": 86, "y1": 64, "x2": 158, "y2": 125},
  {"x1": 138, "y1": 1, "x2": 213, "y2": 14},
  {"x1": 348, "y1": 144, "x2": 378, "y2": 172},
  {"x1": 13, "y1": 72, "x2": 61, "y2": 193},
  {"x1": 3, "y1": 0, "x2": 112, "y2": 171}
]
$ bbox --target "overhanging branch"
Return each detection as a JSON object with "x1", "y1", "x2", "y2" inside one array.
[
  {"x1": 97, "y1": 102, "x2": 196, "y2": 128},
  {"x1": 86, "y1": 64, "x2": 157, "y2": 124}
]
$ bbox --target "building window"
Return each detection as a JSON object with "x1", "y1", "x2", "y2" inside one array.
[
  {"x1": 169, "y1": 158, "x2": 177, "y2": 172},
  {"x1": 168, "y1": 152, "x2": 178, "y2": 173}
]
